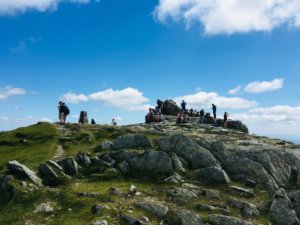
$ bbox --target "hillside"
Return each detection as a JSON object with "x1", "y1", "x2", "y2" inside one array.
[{"x1": 0, "y1": 119, "x2": 300, "y2": 225}]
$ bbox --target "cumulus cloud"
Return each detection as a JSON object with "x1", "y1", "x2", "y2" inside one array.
[
  {"x1": 228, "y1": 85, "x2": 243, "y2": 95},
  {"x1": 231, "y1": 105, "x2": 300, "y2": 136},
  {"x1": 61, "y1": 92, "x2": 89, "y2": 104},
  {"x1": 89, "y1": 88, "x2": 150, "y2": 111},
  {"x1": 154, "y1": 0, "x2": 300, "y2": 35},
  {"x1": 173, "y1": 91, "x2": 258, "y2": 109},
  {"x1": 0, "y1": 86, "x2": 26, "y2": 101},
  {"x1": 0, "y1": 0, "x2": 91, "y2": 15},
  {"x1": 244, "y1": 78, "x2": 284, "y2": 93},
  {"x1": 40, "y1": 117, "x2": 54, "y2": 123}
]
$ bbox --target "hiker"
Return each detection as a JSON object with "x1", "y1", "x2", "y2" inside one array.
[
  {"x1": 157, "y1": 99, "x2": 163, "y2": 113},
  {"x1": 176, "y1": 112, "x2": 184, "y2": 124},
  {"x1": 212, "y1": 104, "x2": 217, "y2": 119},
  {"x1": 91, "y1": 119, "x2": 96, "y2": 125},
  {"x1": 111, "y1": 118, "x2": 117, "y2": 126},
  {"x1": 58, "y1": 101, "x2": 69, "y2": 125},
  {"x1": 199, "y1": 109, "x2": 205, "y2": 124},
  {"x1": 224, "y1": 112, "x2": 229, "y2": 128},
  {"x1": 181, "y1": 100, "x2": 187, "y2": 112}
]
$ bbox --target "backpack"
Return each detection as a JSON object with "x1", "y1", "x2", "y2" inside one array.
[{"x1": 65, "y1": 106, "x2": 70, "y2": 115}]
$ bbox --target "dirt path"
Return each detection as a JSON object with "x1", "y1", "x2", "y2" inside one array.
[{"x1": 52, "y1": 124, "x2": 72, "y2": 160}]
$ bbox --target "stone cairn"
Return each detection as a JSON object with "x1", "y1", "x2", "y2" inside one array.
[{"x1": 78, "y1": 111, "x2": 89, "y2": 124}]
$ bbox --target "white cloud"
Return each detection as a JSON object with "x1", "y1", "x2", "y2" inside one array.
[
  {"x1": 0, "y1": 116, "x2": 9, "y2": 121},
  {"x1": 0, "y1": 86, "x2": 26, "y2": 101},
  {"x1": 154, "y1": 0, "x2": 300, "y2": 35},
  {"x1": 173, "y1": 91, "x2": 258, "y2": 109},
  {"x1": 10, "y1": 41, "x2": 26, "y2": 52},
  {"x1": 40, "y1": 117, "x2": 54, "y2": 123},
  {"x1": 0, "y1": 0, "x2": 92, "y2": 15},
  {"x1": 61, "y1": 92, "x2": 89, "y2": 104},
  {"x1": 228, "y1": 85, "x2": 243, "y2": 95},
  {"x1": 231, "y1": 105, "x2": 300, "y2": 136},
  {"x1": 89, "y1": 88, "x2": 150, "y2": 111},
  {"x1": 244, "y1": 78, "x2": 284, "y2": 93}
]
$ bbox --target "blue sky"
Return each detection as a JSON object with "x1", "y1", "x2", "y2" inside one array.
[{"x1": 0, "y1": 0, "x2": 300, "y2": 143}]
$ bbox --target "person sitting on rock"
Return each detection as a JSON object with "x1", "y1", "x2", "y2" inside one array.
[
  {"x1": 181, "y1": 100, "x2": 187, "y2": 112},
  {"x1": 176, "y1": 112, "x2": 184, "y2": 124},
  {"x1": 199, "y1": 109, "x2": 205, "y2": 124},
  {"x1": 189, "y1": 108, "x2": 194, "y2": 116},
  {"x1": 91, "y1": 119, "x2": 96, "y2": 125},
  {"x1": 224, "y1": 112, "x2": 229, "y2": 128}
]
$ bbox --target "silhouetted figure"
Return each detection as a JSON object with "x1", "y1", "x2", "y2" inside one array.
[
  {"x1": 224, "y1": 112, "x2": 229, "y2": 128},
  {"x1": 212, "y1": 104, "x2": 217, "y2": 119},
  {"x1": 181, "y1": 100, "x2": 187, "y2": 112},
  {"x1": 157, "y1": 99, "x2": 163, "y2": 113},
  {"x1": 91, "y1": 119, "x2": 96, "y2": 125},
  {"x1": 199, "y1": 109, "x2": 205, "y2": 124},
  {"x1": 58, "y1": 101, "x2": 69, "y2": 125}
]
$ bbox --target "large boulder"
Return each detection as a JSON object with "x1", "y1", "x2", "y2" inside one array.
[
  {"x1": 236, "y1": 149, "x2": 291, "y2": 187},
  {"x1": 59, "y1": 158, "x2": 78, "y2": 176},
  {"x1": 162, "y1": 100, "x2": 181, "y2": 116},
  {"x1": 7, "y1": 161, "x2": 42, "y2": 186},
  {"x1": 288, "y1": 190, "x2": 300, "y2": 218},
  {"x1": 39, "y1": 160, "x2": 70, "y2": 186},
  {"x1": 216, "y1": 119, "x2": 249, "y2": 133},
  {"x1": 76, "y1": 152, "x2": 91, "y2": 167},
  {"x1": 228, "y1": 198, "x2": 260, "y2": 218},
  {"x1": 208, "y1": 142, "x2": 278, "y2": 191},
  {"x1": 116, "y1": 150, "x2": 173, "y2": 174},
  {"x1": 113, "y1": 134, "x2": 151, "y2": 150},
  {"x1": 269, "y1": 188, "x2": 300, "y2": 225},
  {"x1": 158, "y1": 134, "x2": 219, "y2": 169},
  {"x1": 194, "y1": 166, "x2": 231, "y2": 184},
  {"x1": 1, "y1": 175, "x2": 17, "y2": 200}
]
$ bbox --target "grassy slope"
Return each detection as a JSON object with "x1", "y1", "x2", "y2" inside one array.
[{"x1": 0, "y1": 123, "x2": 272, "y2": 225}]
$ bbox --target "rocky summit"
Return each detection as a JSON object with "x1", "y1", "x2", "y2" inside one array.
[{"x1": 0, "y1": 120, "x2": 300, "y2": 225}]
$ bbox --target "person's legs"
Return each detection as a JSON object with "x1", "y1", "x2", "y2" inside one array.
[{"x1": 59, "y1": 113, "x2": 64, "y2": 124}]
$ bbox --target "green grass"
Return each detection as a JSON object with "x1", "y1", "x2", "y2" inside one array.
[{"x1": 0, "y1": 122, "x2": 58, "y2": 171}]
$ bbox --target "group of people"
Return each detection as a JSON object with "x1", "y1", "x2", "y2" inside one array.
[
  {"x1": 58, "y1": 102, "x2": 117, "y2": 126},
  {"x1": 178, "y1": 100, "x2": 229, "y2": 128}
]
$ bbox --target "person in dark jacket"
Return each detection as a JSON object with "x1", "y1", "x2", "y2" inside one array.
[
  {"x1": 58, "y1": 101, "x2": 69, "y2": 125},
  {"x1": 212, "y1": 104, "x2": 217, "y2": 119},
  {"x1": 224, "y1": 112, "x2": 229, "y2": 128},
  {"x1": 181, "y1": 100, "x2": 187, "y2": 112}
]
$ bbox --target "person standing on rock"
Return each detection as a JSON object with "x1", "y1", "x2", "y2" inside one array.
[
  {"x1": 224, "y1": 112, "x2": 229, "y2": 128},
  {"x1": 58, "y1": 101, "x2": 69, "y2": 125},
  {"x1": 157, "y1": 99, "x2": 163, "y2": 113},
  {"x1": 181, "y1": 100, "x2": 187, "y2": 112},
  {"x1": 212, "y1": 104, "x2": 217, "y2": 119}
]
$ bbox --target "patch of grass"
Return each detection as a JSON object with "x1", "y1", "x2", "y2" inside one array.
[{"x1": 0, "y1": 123, "x2": 58, "y2": 171}]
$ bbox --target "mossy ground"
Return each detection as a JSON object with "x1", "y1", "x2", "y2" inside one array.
[{"x1": 0, "y1": 122, "x2": 273, "y2": 225}]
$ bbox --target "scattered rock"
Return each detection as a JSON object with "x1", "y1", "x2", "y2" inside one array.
[
  {"x1": 202, "y1": 189, "x2": 222, "y2": 199},
  {"x1": 59, "y1": 158, "x2": 78, "y2": 176},
  {"x1": 175, "y1": 209, "x2": 203, "y2": 225},
  {"x1": 194, "y1": 166, "x2": 231, "y2": 184},
  {"x1": 1, "y1": 175, "x2": 17, "y2": 200},
  {"x1": 164, "y1": 173, "x2": 182, "y2": 183},
  {"x1": 208, "y1": 214, "x2": 253, "y2": 225},
  {"x1": 244, "y1": 179, "x2": 257, "y2": 188},
  {"x1": 7, "y1": 161, "x2": 42, "y2": 186},
  {"x1": 229, "y1": 186, "x2": 255, "y2": 198},
  {"x1": 113, "y1": 134, "x2": 151, "y2": 150},
  {"x1": 228, "y1": 198, "x2": 260, "y2": 218},
  {"x1": 109, "y1": 187, "x2": 124, "y2": 197},
  {"x1": 76, "y1": 152, "x2": 91, "y2": 167},
  {"x1": 91, "y1": 220, "x2": 108, "y2": 225},
  {"x1": 137, "y1": 201, "x2": 169, "y2": 217},
  {"x1": 76, "y1": 192, "x2": 100, "y2": 198},
  {"x1": 167, "y1": 187, "x2": 198, "y2": 199},
  {"x1": 34, "y1": 202, "x2": 56, "y2": 213},
  {"x1": 120, "y1": 215, "x2": 149, "y2": 225},
  {"x1": 91, "y1": 205, "x2": 110, "y2": 215},
  {"x1": 101, "y1": 140, "x2": 113, "y2": 150},
  {"x1": 197, "y1": 203, "x2": 230, "y2": 214}
]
